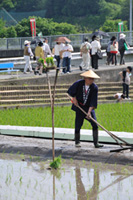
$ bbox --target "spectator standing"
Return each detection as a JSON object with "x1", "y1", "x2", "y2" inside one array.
[
  {"x1": 79, "y1": 37, "x2": 91, "y2": 71},
  {"x1": 119, "y1": 66, "x2": 132, "y2": 99},
  {"x1": 53, "y1": 42, "x2": 65, "y2": 71},
  {"x1": 67, "y1": 70, "x2": 103, "y2": 148},
  {"x1": 24, "y1": 40, "x2": 34, "y2": 74},
  {"x1": 43, "y1": 38, "x2": 52, "y2": 58},
  {"x1": 34, "y1": 41, "x2": 44, "y2": 75},
  {"x1": 106, "y1": 39, "x2": 112, "y2": 65},
  {"x1": 62, "y1": 41, "x2": 73, "y2": 74},
  {"x1": 110, "y1": 36, "x2": 118, "y2": 65},
  {"x1": 118, "y1": 33, "x2": 129, "y2": 65},
  {"x1": 91, "y1": 36, "x2": 101, "y2": 69}
]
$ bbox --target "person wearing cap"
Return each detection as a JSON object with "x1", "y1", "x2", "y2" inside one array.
[
  {"x1": 79, "y1": 37, "x2": 92, "y2": 71},
  {"x1": 67, "y1": 70, "x2": 103, "y2": 148},
  {"x1": 118, "y1": 33, "x2": 129, "y2": 65},
  {"x1": 34, "y1": 41, "x2": 44, "y2": 75},
  {"x1": 91, "y1": 36, "x2": 101, "y2": 69},
  {"x1": 24, "y1": 40, "x2": 34, "y2": 74}
]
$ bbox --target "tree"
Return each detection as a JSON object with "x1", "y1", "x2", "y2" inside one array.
[
  {"x1": 101, "y1": 19, "x2": 128, "y2": 32},
  {"x1": 0, "y1": 0, "x2": 16, "y2": 10}
]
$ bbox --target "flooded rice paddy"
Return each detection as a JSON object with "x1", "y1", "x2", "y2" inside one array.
[{"x1": 0, "y1": 153, "x2": 133, "y2": 200}]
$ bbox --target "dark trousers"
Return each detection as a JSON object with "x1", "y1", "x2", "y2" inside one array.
[
  {"x1": 54, "y1": 55, "x2": 60, "y2": 69},
  {"x1": 63, "y1": 57, "x2": 71, "y2": 73},
  {"x1": 106, "y1": 52, "x2": 111, "y2": 65},
  {"x1": 119, "y1": 49, "x2": 125, "y2": 65},
  {"x1": 91, "y1": 55, "x2": 98, "y2": 69},
  {"x1": 110, "y1": 53, "x2": 117, "y2": 65},
  {"x1": 75, "y1": 109, "x2": 98, "y2": 132},
  {"x1": 75, "y1": 109, "x2": 98, "y2": 144},
  {"x1": 123, "y1": 83, "x2": 129, "y2": 98}
]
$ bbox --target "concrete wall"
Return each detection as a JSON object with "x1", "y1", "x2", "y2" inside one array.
[{"x1": 0, "y1": 66, "x2": 132, "y2": 86}]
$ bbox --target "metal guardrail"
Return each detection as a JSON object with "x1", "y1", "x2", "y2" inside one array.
[{"x1": 0, "y1": 31, "x2": 133, "y2": 50}]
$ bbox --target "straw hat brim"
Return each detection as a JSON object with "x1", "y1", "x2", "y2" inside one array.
[{"x1": 80, "y1": 70, "x2": 100, "y2": 79}]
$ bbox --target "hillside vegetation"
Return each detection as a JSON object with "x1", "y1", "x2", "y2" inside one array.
[{"x1": 0, "y1": 0, "x2": 131, "y2": 37}]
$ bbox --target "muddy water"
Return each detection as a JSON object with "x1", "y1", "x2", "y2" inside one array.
[{"x1": 0, "y1": 154, "x2": 133, "y2": 200}]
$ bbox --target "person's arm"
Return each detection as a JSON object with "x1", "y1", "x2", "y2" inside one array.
[
  {"x1": 87, "y1": 86, "x2": 98, "y2": 117},
  {"x1": 67, "y1": 80, "x2": 80, "y2": 105},
  {"x1": 97, "y1": 41, "x2": 101, "y2": 50},
  {"x1": 87, "y1": 106, "x2": 95, "y2": 117},
  {"x1": 68, "y1": 45, "x2": 73, "y2": 52},
  {"x1": 28, "y1": 47, "x2": 33, "y2": 57},
  {"x1": 119, "y1": 71, "x2": 123, "y2": 79}
]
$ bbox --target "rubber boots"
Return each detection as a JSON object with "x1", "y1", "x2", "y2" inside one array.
[
  {"x1": 93, "y1": 129, "x2": 103, "y2": 148},
  {"x1": 75, "y1": 131, "x2": 81, "y2": 147}
]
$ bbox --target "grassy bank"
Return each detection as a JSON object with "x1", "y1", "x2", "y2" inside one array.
[{"x1": 0, "y1": 103, "x2": 132, "y2": 132}]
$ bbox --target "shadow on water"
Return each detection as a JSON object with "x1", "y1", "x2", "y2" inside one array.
[{"x1": 0, "y1": 154, "x2": 133, "y2": 200}]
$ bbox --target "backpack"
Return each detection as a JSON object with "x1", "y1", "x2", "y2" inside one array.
[{"x1": 81, "y1": 43, "x2": 88, "y2": 53}]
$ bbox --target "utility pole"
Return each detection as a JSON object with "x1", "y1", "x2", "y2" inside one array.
[{"x1": 130, "y1": 0, "x2": 132, "y2": 44}]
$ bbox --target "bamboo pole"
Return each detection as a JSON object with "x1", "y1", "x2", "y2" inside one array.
[{"x1": 46, "y1": 68, "x2": 59, "y2": 161}]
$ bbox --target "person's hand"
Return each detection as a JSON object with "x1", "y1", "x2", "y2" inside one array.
[
  {"x1": 72, "y1": 97, "x2": 78, "y2": 106},
  {"x1": 87, "y1": 111, "x2": 91, "y2": 119}
]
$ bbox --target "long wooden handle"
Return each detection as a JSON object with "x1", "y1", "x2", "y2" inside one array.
[{"x1": 67, "y1": 94, "x2": 132, "y2": 147}]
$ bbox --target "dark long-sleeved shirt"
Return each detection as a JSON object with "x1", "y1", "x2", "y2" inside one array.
[{"x1": 67, "y1": 79, "x2": 98, "y2": 113}]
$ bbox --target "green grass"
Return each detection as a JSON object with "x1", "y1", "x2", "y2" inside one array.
[{"x1": 0, "y1": 103, "x2": 132, "y2": 132}]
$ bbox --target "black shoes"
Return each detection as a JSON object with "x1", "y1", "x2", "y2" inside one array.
[{"x1": 95, "y1": 144, "x2": 104, "y2": 148}]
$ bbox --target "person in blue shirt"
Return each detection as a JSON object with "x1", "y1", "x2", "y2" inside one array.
[{"x1": 67, "y1": 70, "x2": 103, "y2": 148}]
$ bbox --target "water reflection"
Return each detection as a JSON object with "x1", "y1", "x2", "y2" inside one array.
[
  {"x1": 0, "y1": 155, "x2": 133, "y2": 200},
  {"x1": 75, "y1": 167, "x2": 99, "y2": 200}
]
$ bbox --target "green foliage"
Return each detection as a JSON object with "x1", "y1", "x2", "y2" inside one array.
[
  {"x1": 0, "y1": 0, "x2": 131, "y2": 32},
  {"x1": 101, "y1": 19, "x2": 128, "y2": 32},
  {"x1": 0, "y1": 103, "x2": 132, "y2": 132},
  {"x1": 38, "y1": 58, "x2": 47, "y2": 68},
  {"x1": 6, "y1": 26, "x2": 17, "y2": 37},
  {"x1": 0, "y1": 0, "x2": 15, "y2": 10},
  {"x1": 46, "y1": 57, "x2": 55, "y2": 67},
  {"x1": 50, "y1": 155, "x2": 62, "y2": 169}
]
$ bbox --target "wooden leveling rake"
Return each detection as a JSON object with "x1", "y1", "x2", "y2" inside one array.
[{"x1": 67, "y1": 94, "x2": 133, "y2": 152}]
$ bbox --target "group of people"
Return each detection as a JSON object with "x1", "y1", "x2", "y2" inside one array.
[
  {"x1": 24, "y1": 33, "x2": 129, "y2": 74},
  {"x1": 53, "y1": 41, "x2": 73, "y2": 74},
  {"x1": 106, "y1": 33, "x2": 129, "y2": 66},
  {"x1": 79, "y1": 36, "x2": 101, "y2": 71},
  {"x1": 23, "y1": 38, "x2": 52, "y2": 75}
]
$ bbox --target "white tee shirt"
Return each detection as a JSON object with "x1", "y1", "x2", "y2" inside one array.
[
  {"x1": 43, "y1": 43, "x2": 51, "y2": 54},
  {"x1": 125, "y1": 72, "x2": 130, "y2": 85},
  {"x1": 54, "y1": 43, "x2": 65, "y2": 56},
  {"x1": 91, "y1": 40, "x2": 101, "y2": 55},
  {"x1": 62, "y1": 44, "x2": 73, "y2": 58}
]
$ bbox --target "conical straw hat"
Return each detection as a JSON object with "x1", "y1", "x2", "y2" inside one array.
[{"x1": 80, "y1": 70, "x2": 100, "y2": 79}]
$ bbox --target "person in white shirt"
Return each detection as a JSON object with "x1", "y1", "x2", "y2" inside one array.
[
  {"x1": 114, "y1": 93, "x2": 125, "y2": 102},
  {"x1": 43, "y1": 38, "x2": 52, "y2": 58},
  {"x1": 91, "y1": 36, "x2": 101, "y2": 69},
  {"x1": 54, "y1": 42, "x2": 65, "y2": 70},
  {"x1": 79, "y1": 37, "x2": 91, "y2": 71},
  {"x1": 23, "y1": 40, "x2": 34, "y2": 74},
  {"x1": 62, "y1": 41, "x2": 73, "y2": 74}
]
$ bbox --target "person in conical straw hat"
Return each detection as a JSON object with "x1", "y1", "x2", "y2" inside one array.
[{"x1": 67, "y1": 70, "x2": 103, "y2": 148}]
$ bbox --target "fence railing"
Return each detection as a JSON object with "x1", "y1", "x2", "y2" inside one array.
[{"x1": 0, "y1": 31, "x2": 133, "y2": 50}]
